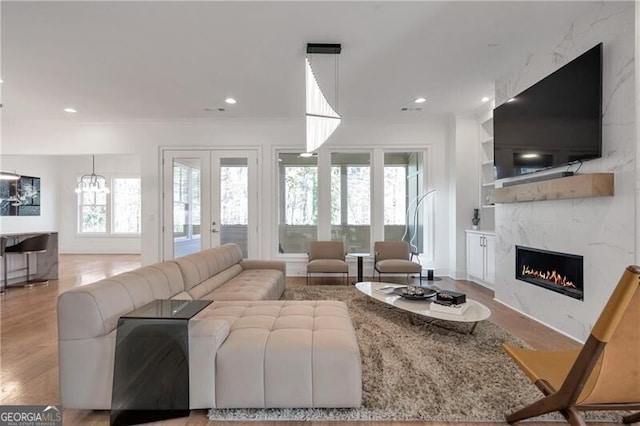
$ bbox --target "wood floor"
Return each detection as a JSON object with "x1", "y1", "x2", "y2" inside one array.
[{"x1": 0, "y1": 254, "x2": 593, "y2": 426}]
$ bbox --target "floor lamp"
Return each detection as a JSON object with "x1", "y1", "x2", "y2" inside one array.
[{"x1": 402, "y1": 190, "x2": 440, "y2": 282}]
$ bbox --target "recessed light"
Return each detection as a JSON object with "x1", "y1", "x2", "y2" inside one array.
[
  {"x1": 414, "y1": 97, "x2": 427, "y2": 104},
  {"x1": 225, "y1": 98, "x2": 237, "y2": 105},
  {"x1": 64, "y1": 108, "x2": 77, "y2": 113},
  {"x1": 299, "y1": 152, "x2": 313, "y2": 158},
  {"x1": 481, "y1": 97, "x2": 490, "y2": 103}
]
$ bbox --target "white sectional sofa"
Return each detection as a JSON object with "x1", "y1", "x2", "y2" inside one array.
[{"x1": 57, "y1": 243, "x2": 362, "y2": 410}]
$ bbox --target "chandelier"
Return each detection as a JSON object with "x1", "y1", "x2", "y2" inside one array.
[
  {"x1": 306, "y1": 43, "x2": 341, "y2": 153},
  {"x1": 75, "y1": 155, "x2": 110, "y2": 194}
]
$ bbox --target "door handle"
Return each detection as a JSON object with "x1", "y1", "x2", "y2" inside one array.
[{"x1": 211, "y1": 229, "x2": 219, "y2": 233}]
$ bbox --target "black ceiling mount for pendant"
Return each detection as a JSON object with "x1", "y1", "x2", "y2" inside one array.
[{"x1": 306, "y1": 43, "x2": 342, "y2": 54}]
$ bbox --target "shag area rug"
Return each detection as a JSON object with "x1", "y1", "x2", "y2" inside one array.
[{"x1": 208, "y1": 285, "x2": 624, "y2": 422}]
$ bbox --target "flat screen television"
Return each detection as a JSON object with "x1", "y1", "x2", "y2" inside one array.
[{"x1": 493, "y1": 43, "x2": 602, "y2": 180}]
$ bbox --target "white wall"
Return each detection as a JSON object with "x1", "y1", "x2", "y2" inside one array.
[
  {"x1": 446, "y1": 115, "x2": 480, "y2": 279},
  {"x1": 0, "y1": 155, "x2": 59, "y2": 233},
  {"x1": 494, "y1": 2, "x2": 635, "y2": 342},
  {"x1": 56, "y1": 154, "x2": 141, "y2": 254},
  {"x1": 636, "y1": 0, "x2": 640, "y2": 266},
  {"x1": 0, "y1": 154, "x2": 141, "y2": 253},
  {"x1": 2, "y1": 117, "x2": 450, "y2": 269}
]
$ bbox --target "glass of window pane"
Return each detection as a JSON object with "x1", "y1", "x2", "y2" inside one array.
[
  {"x1": 113, "y1": 178, "x2": 141, "y2": 233},
  {"x1": 278, "y1": 152, "x2": 318, "y2": 254},
  {"x1": 81, "y1": 206, "x2": 107, "y2": 233},
  {"x1": 331, "y1": 152, "x2": 370, "y2": 253},
  {"x1": 219, "y1": 158, "x2": 248, "y2": 256},
  {"x1": 173, "y1": 159, "x2": 201, "y2": 258},
  {"x1": 384, "y1": 152, "x2": 424, "y2": 252}
]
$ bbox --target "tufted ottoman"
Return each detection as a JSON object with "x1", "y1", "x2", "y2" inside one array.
[{"x1": 193, "y1": 300, "x2": 362, "y2": 409}]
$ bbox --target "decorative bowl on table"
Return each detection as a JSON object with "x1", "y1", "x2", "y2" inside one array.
[{"x1": 392, "y1": 285, "x2": 437, "y2": 300}]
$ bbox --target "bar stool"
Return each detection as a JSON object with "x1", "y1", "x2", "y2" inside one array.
[{"x1": 3, "y1": 233, "x2": 50, "y2": 287}]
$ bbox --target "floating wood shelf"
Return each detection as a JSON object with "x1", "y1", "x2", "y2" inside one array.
[{"x1": 488, "y1": 173, "x2": 614, "y2": 204}]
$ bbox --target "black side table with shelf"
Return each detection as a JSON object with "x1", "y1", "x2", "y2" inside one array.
[{"x1": 110, "y1": 299, "x2": 211, "y2": 426}]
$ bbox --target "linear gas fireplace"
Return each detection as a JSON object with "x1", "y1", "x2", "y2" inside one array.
[{"x1": 515, "y1": 246, "x2": 584, "y2": 301}]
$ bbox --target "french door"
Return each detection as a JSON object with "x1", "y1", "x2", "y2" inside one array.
[{"x1": 162, "y1": 149, "x2": 258, "y2": 260}]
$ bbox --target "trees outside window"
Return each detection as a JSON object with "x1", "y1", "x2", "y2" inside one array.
[
  {"x1": 78, "y1": 177, "x2": 141, "y2": 235},
  {"x1": 277, "y1": 150, "x2": 427, "y2": 256},
  {"x1": 331, "y1": 153, "x2": 370, "y2": 253},
  {"x1": 278, "y1": 153, "x2": 318, "y2": 253}
]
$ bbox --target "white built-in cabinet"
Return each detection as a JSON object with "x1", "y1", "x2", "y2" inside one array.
[{"x1": 466, "y1": 230, "x2": 495, "y2": 289}]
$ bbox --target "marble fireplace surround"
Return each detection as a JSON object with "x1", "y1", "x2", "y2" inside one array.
[{"x1": 493, "y1": 2, "x2": 635, "y2": 342}]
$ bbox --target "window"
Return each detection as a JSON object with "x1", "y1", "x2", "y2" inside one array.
[
  {"x1": 219, "y1": 158, "x2": 249, "y2": 257},
  {"x1": 278, "y1": 153, "x2": 318, "y2": 253},
  {"x1": 78, "y1": 177, "x2": 141, "y2": 235},
  {"x1": 173, "y1": 161, "x2": 200, "y2": 241},
  {"x1": 113, "y1": 178, "x2": 141, "y2": 233},
  {"x1": 79, "y1": 191, "x2": 107, "y2": 233},
  {"x1": 384, "y1": 152, "x2": 424, "y2": 251},
  {"x1": 275, "y1": 149, "x2": 429, "y2": 257},
  {"x1": 331, "y1": 153, "x2": 370, "y2": 253}
]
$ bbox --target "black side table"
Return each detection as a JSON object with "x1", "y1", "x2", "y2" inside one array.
[
  {"x1": 347, "y1": 253, "x2": 370, "y2": 283},
  {"x1": 110, "y1": 299, "x2": 211, "y2": 426}
]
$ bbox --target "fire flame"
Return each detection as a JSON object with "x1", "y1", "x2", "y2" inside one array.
[{"x1": 521, "y1": 265, "x2": 576, "y2": 288}]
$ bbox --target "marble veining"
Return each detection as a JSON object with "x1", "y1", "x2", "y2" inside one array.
[{"x1": 494, "y1": 2, "x2": 635, "y2": 342}]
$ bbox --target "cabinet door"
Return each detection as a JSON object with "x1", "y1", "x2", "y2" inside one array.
[
  {"x1": 467, "y1": 233, "x2": 485, "y2": 279},
  {"x1": 484, "y1": 234, "x2": 496, "y2": 284}
]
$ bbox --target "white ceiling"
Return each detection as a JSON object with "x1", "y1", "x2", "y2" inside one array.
[{"x1": 1, "y1": 1, "x2": 602, "y2": 122}]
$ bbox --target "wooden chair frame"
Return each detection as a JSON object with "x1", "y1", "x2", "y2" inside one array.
[{"x1": 504, "y1": 265, "x2": 640, "y2": 425}]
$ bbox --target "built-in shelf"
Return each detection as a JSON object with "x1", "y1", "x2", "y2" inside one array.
[
  {"x1": 488, "y1": 173, "x2": 614, "y2": 204},
  {"x1": 480, "y1": 117, "x2": 493, "y2": 134},
  {"x1": 477, "y1": 101, "x2": 495, "y2": 232}
]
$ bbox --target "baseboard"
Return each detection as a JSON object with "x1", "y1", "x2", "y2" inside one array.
[
  {"x1": 492, "y1": 297, "x2": 584, "y2": 344},
  {"x1": 465, "y1": 275, "x2": 495, "y2": 291},
  {"x1": 445, "y1": 271, "x2": 467, "y2": 280}
]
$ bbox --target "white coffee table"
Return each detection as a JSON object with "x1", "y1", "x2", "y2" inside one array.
[{"x1": 355, "y1": 281, "x2": 491, "y2": 334}]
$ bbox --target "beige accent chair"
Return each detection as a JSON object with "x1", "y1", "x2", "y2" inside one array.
[
  {"x1": 503, "y1": 265, "x2": 640, "y2": 425},
  {"x1": 373, "y1": 241, "x2": 422, "y2": 283},
  {"x1": 306, "y1": 241, "x2": 349, "y2": 285}
]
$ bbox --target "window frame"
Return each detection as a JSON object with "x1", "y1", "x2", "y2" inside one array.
[
  {"x1": 172, "y1": 161, "x2": 201, "y2": 243},
  {"x1": 76, "y1": 174, "x2": 142, "y2": 237},
  {"x1": 273, "y1": 147, "x2": 432, "y2": 261}
]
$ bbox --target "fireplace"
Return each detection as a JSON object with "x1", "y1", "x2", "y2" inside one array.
[{"x1": 515, "y1": 246, "x2": 583, "y2": 300}]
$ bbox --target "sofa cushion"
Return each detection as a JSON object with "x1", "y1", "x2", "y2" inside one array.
[
  {"x1": 174, "y1": 244, "x2": 244, "y2": 292},
  {"x1": 307, "y1": 259, "x2": 349, "y2": 273},
  {"x1": 200, "y1": 269, "x2": 284, "y2": 301},
  {"x1": 375, "y1": 259, "x2": 422, "y2": 273},
  {"x1": 194, "y1": 300, "x2": 362, "y2": 408},
  {"x1": 187, "y1": 265, "x2": 243, "y2": 300},
  {"x1": 57, "y1": 262, "x2": 185, "y2": 340}
]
